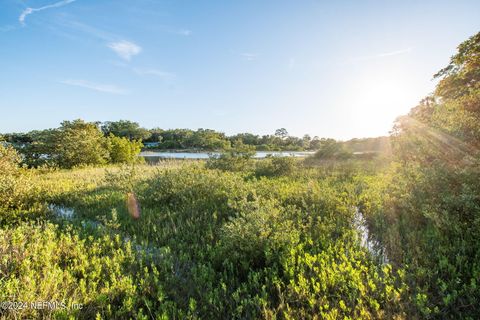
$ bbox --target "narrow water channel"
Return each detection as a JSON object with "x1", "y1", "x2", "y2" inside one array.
[{"x1": 353, "y1": 207, "x2": 389, "y2": 264}]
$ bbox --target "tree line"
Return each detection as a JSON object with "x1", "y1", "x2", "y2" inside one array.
[
  {"x1": 3, "y1": 120, "x2": 384, "y2": 152},
  {"x1": 2, "y1": 120, "x2": 390, "y2": 168},
  {"x1": 3, "y1": 122, "x2": 322, "y2": 151}
]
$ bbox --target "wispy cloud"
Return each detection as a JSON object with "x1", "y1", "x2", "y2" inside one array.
[
  {"x1": 19, "y1": 0, "x2": 76, "y2": 26},
  {"x1": 109, "y1": 61, "x2": 177, "y2": 83},
  {"x1": 59, "y1": 21, "x2": 142, "y2": 61},
  {"x1": 60, "y1": 79, "x2": 128, "y2": 94},
  {"x1": 240, "y1": 53, "x2": 259, "y2": 61},
  {"x1": 133, "y1": 68, "x2": 175, "y2": 80},
  {"x1": 107, "y1": 40, "x2": 142, "y2": 61}
]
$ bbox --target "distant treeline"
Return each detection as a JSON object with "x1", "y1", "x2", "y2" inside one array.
[{"x1": 2, "y1": 119, "x2": 390, "y2": 153}]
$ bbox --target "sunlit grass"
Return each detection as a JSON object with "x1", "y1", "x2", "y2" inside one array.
[{"x1": 1, "y1": 159, "x2": 411, "y2": 319}]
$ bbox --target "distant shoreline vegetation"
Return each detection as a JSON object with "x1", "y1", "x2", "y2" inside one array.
[{"x1": 0, "y1": 121, "x2": 390, "y2": 168}]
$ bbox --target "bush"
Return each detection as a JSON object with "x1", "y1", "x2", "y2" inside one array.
[
  {"x1": 362, "y1": 161, "x2": 480, "y2": 317},
  {"x1": 55, "y1": 120, "x2": 110, "y2": 168},
  {"x1": 313, "y1": 139, "x2": 352, "y2": 160},
  {"x1": 0, "y1": 144, "x2": 33, "y2": 213},
  {"x1": 278, "y1": 239, "x2": 408, "y2": 319},
  {"x1": 107, "y1": 134, "x2": 143, "y2": 164},
  {"x1": 206, "y1": 141, "x2": 255, "y2": 172},
  {"x1": 218, "y1": 199, "x2": 299, "y2": 272},
  {"x1": 254, "y1": 156, "x2": 297, "y2": 177}
]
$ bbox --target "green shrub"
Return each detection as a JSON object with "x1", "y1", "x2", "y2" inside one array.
[
  {"x1": 254, "y1": 156, "x2": 297, "y2": 177},
  {"x1": 218, "y1": 199, "x2": 300, "y2": 274},
  {"x1": 313, "y1": 139, "x2": 352, "y2": 160},
  {"x1": 277, "y1": 239, "x2": 409, "y2": 319},
  {"x1": 107, "y1": 134, "x2": 143, "y2": 164},
  {"x1": 362, "y1": 161, "x2": 480, "y2": 318},
  {"x1": 206, "y1": 141, "x2": 255, "y2": 172},
  {"x1": 206, "y1": 153, "x2": 254, "y2": 172},
  {"x1": 0, "y1": 144, "x2": 33, "y2": 213},
  {"x1": 55, "y1": 120, "x2": 110, "y2": 168}
]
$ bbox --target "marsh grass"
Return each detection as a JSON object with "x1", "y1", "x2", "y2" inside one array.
[{"x1": 0, "y1": 159, "x2": 412, "y2": 319}]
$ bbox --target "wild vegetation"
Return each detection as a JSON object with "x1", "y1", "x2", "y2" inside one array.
[
  {"x1": 3, "y1": 120, "x2": 144, "y2": 168},
  {"x1": 0, "y1": 32, "x2": 479, "y2": 319},
  {"x1": 360, "y1": 32, "x2": 480, "y2": 318},
  {"x1": 0, "y1": 148, "x2": 407, "y2": 319},
  {"x1": 3, "y1": 120, "x2": 388, "y2": 155}
]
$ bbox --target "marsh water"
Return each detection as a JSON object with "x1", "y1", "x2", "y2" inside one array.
[
  {"x1": 140, "y1": 151, "x2": 315, "y2": 161},
  {"x1": 353, "y1": 207, "x2": 389, "y2": 264}
]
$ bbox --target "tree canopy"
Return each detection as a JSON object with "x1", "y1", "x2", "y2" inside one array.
[
  {"x1": 9, "y1": 119, "x2": 144, "y2": 168},
  {"x1": 101, "y1": 120, "x2": 151, "y2": 141}
]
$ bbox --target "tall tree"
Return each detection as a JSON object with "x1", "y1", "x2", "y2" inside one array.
[{"x1": 274, "y1": 128, "x2": 289, "y2": 140}]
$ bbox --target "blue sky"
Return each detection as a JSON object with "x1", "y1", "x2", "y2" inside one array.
[{"x1": 1, "y1": 0, "x2": 479, "y2": 139}]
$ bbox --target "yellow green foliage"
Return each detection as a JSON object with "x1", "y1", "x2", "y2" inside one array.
[
  {"x1": 0, "y1": 162, "x2": 410, "y2": 319},
  {"x1": 0, "y1": 144, "x2": 33, "y2": 213},
  {"x1": 107, "y1": 134, "x2": 143, "y2": 164}
]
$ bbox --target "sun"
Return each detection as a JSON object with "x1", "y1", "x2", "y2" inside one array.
[{"x1": 346, "y1": 68, "x2": 416, "y2": 137}]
